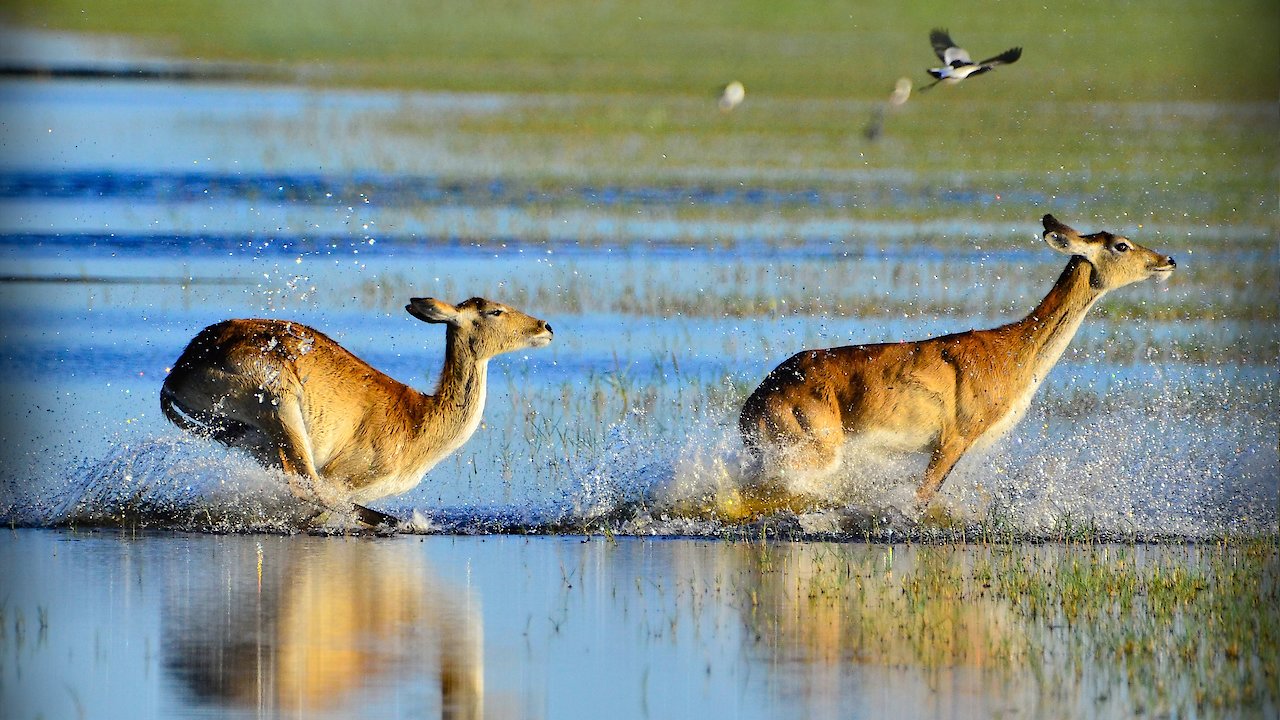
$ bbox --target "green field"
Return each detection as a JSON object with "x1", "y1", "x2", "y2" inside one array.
[
  {"x1": 7, "y1": 2, "x2": 1278, "y2": 230},
  {"x1": 7, "y1": 0, "x2": 1279, "y2": 101}
]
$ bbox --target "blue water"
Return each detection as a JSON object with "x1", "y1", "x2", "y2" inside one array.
[
  {"x1": 0, "y1": 26, "x2": 1276, "y2": 720},
  {"x1": 0, "y1": 72, "x2": 1276, "y2": 540}
]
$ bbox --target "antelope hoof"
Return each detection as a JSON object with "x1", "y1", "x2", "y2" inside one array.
[
  {"x1": 914, "y1": 489, "x2": 937, "y2": 513},
  {"x1": 353, "y1": 503, "x2": 400, "y2": 529}
]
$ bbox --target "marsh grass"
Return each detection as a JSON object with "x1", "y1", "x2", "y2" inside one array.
[
  {"x1": 734, "y1": 537, "x2": 1279, "y2": 717},
  {"x1": 7, "y1": 3, "x2": 1277, "y2": 227},
  {"x1": 10, "y1": 1, "x2": 1277, "y2": 103},
  {"x1": 352, "y1": 250, "x2": 1276, "y2": 317},
  {"x1": 342, "y1": 247, "x2": 1278, "y2": 368}
]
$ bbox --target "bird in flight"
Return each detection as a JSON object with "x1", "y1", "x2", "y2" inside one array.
[
  {"x1": 718, "y1": 80, "x2": 745, "y2": 112},
  {"x1": 863, "y1": 77, "x2": 913, "y2": 141},
  {"x1": 920, "y1": 29, "x2": 1021, "y2": 91}
]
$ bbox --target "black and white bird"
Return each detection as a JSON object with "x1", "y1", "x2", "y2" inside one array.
[{"x1": 921, "y1": 28, "x2": 1021, "y2": 91}]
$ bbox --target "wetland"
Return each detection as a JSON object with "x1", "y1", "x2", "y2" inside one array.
[{"x1": 0, "y1": 3, "x2": 1277, "y2": 718}]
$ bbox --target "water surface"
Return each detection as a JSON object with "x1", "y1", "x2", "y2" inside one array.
[
  {"x1": 0, "y1": 24, "x2": 1277, "y2": 720},
  {"x1": 1, "y1": 73, "x2": 1276, "y2": 538},
  {"x1": 5, "y1": 530, "x2": 1273, "y2": 720}
]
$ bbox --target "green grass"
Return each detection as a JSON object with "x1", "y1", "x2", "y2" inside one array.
[
  {"x1": 736, "y1": 538, "x2": 1280, "y2": 717},
  {"x1": 7, "y1": 1, "x2": 1278, "y2": 102},
  {"x1": 6, "y1": 2, "x2": 1275, "y2": 228}
]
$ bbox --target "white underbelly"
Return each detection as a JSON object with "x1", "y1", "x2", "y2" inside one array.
[
  {"x1": 348, "y1": 465, "x2": 437, "y2": 504},
  {"x1": 852, "y1": 427, "x2": 937, "y2": 453}
]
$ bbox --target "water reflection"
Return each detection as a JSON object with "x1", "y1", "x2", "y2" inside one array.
[
  {"x1": 162, "y1": 538, "x2": 483, "y2": 719},
  {"x1": 663, "y1": 542, "x2": 1099, "y2": 719}
]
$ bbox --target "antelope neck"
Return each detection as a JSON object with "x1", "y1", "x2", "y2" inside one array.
[
  {"x1": 1002, "y1": 256, "x2": 1105, "y2": 374},
  {"x1": 433, "y1": 331, "x2": 490, "y2": 412}
]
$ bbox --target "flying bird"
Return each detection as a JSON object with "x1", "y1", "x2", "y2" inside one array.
[
  {"x1": 920, "y1": 28, "x2": 1021, "y2": 91},
  {"x1": 863, "y1": 77, "x2": 913, "y2": 141},
  {"x1": 718, "y1": 80, "x2": 745, "y2": 112}
]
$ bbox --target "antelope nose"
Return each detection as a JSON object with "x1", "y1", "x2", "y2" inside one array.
[
  {"x1": 543, "y1": 322, "x2": 554, "y2": 334},
  {"x1": 1167, "y1": 257, "x2": 1177, "y2": 268}
]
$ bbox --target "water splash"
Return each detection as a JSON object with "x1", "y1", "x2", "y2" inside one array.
[
  {"x1": 7, "y1": 375, "x2": 1274, "y2": 540},
  {"x1": 15, "y1": 436, "x2": 318, "y2": 532},
  {"x1": 546, "y1": 373, "x2": 1277, "y2": 540}
]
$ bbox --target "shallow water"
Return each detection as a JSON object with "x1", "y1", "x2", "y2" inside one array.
[
  {"x1": 3, "y1": 530, "x2": 1274, "y2": 720},
  {"x1": 0, "y1": 71, "x2": 1276, "y2": 539},
  {"x1": 0, "y1": 26, "x2": 1277, "y2": 720}
]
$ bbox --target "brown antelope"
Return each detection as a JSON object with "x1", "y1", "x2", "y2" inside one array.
[
  {"x1": 160, "y1": 297, "x2": 553, "y2": 525},
  {"x1": 737, "y1": 214, "x2": 1175, "y2": 516}
]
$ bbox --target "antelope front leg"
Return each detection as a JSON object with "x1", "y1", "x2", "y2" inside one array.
[
  {"x1": 266, "y1": 397, "x2": 349, "y2": 516},
  {"x1": 916, "y1": 432, "x2": 970, "y2": 506}
]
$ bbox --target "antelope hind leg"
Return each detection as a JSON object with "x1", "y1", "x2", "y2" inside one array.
[
  {"x1": 352, "y1": 503, "x2": 399, "y2": 528},
  {"x1": 729, "y1": 431, "x2": 842, "y2": 520}
]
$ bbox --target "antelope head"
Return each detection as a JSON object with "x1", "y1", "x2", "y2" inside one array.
[
  {"x1": 1042, "y1": 214, "x2": 1176, "y2": 290},
  {"x1": 406, "y1": 297, "x2": 554, "y2": 359}
]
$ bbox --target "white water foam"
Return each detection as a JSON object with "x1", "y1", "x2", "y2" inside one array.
[
  {"x1": 557, "y1": 378, "x2": 1278, "y2": 539},
  {"x1": 19, "y1": 435, "x2": 318, "y2": 532},
  {"x1": 8, "y1": 377, "x2": 1274, "y2": 540}
]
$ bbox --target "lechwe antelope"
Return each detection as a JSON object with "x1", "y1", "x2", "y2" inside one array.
[
  {"x1": 160, "y1": 297, "x2": 553, "y2": 525},
  {"x1": 738, "y1": 214, "x2": 1175, "y2": 516}
]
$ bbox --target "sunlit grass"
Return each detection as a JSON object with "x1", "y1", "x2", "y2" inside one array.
[
  {"x1": 6, "y1": 3, "x2": 1277, "y2": 230},
  {"x1": 8, "y1": 1, "x2": 1278, "y2": 102},
  {"x1": 244, "y1": 92, "x2": 1278, "y2": 224},
  {"x1": 731, "y1": 538, "x2": 1279, "y2": 717}
]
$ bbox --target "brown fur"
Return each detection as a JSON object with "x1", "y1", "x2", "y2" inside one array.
[
  {"x1": 161, "y1": 297, "x2": 552, "y2": 520},
  {"x1": 738, "y1": 215, "x2": 1175, "y2": 517}
]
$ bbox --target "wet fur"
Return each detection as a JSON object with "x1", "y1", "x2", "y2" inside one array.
[{"x1": 738, "y1": 215, "x2": 1176, "y2": 518}]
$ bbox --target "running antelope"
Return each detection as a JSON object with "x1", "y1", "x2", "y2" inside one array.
[
  {"x1": 738, "y1": 214, "x2": 1175, "y2": 516},
  {"x1": 161, "y1": 297, "x2": 553, "y2": 525}
]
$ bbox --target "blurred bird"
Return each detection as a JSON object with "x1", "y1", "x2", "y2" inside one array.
[
  {"x1": 920, "y1": 29, "x2": 1021, "y2": 91},
  {"x1": 718, "y1": 80, "x2": 745, "y2": 112},
  {"x1": 887, "y1": 76, "x2": 913, "y2": 107},
  {"x1": 863, "y1": 77, "x2": 912, "y2": 141}
]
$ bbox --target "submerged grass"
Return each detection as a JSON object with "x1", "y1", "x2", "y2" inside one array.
[{"x1": 736, "y1": 537, "x2": 1279, "y2": 717}]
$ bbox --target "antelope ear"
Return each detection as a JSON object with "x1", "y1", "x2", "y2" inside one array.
[
  {"x1": 1042, "y1": 214, "x2": 1089, "y2": 256},
  {"x1": 406, "y1": 297, "x2": 460, "y2": 325}
]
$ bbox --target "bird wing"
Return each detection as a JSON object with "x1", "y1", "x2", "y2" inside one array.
[
  {"x1": 978, "y1": 47, "x2": 1022, "y2": 67},
  {"x1": 929, "y1": 29, "x2": 958, "y2": 61},
  {"x1": 945, "y1": 46, "x2": 973, "y2": 66}
]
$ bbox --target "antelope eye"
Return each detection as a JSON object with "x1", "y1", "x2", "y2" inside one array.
[
  {"x1": 485, "y1": 309, "x2": 505, "y2": 317},
  {"x1": 1114, "y1": 242, "x2": 1130, "y2": 253}
]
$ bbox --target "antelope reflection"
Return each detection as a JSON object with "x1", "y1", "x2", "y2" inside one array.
[
  {"x1": 163, "y1": 539, "x2": 483, "y2": 719},
  {"x1": 671, "y1": 542, "x2": 1067, "y2": 719}
]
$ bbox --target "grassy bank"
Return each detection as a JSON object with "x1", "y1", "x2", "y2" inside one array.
[
  {"x1": 5, "y1": 2, "x2": 1277, "y2": 231},
  {"x1": 7, "y1": 1, "x2": 1278, "y2": 101}
]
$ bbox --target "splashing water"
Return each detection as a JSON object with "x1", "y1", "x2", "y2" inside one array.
[
  {"x1": 9, "y1": 436, "x2": 317, "y2": 532},
  {"x1": 4, "y1": 371, "x2": 1273, "y2": 540}
]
